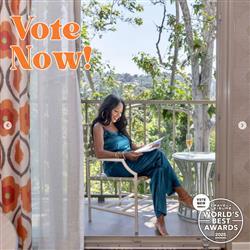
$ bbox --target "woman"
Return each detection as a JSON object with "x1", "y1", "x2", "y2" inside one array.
[{"x1": 91, "y1": 94, "x2": 194, "y2": 236}]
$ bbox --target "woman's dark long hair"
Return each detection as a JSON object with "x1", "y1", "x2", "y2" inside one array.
[{"x1": 91, "y1": 94, "x2": 131, "y2": 141}]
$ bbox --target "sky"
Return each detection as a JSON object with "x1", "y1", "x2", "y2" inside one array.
[{"x1": 90, "y1": 2, "x2": 175, "y2": 75}]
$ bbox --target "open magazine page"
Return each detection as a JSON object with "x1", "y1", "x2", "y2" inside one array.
[{"x1": 135, "y1": 137, "x2": 164, "y2": 153}]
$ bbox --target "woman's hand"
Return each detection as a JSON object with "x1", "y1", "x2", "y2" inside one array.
[{"x1": 124, "y1": 151, "x2": 143, "y2": 161}]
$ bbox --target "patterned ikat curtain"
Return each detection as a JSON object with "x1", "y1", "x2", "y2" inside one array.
[{"x1": 0, "y1": 0, "x2": 32, "y2": 249}]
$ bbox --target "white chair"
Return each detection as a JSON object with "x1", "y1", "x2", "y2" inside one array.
[{"x1": 86, "y1": 157, "x2": 150, "y2": 235}]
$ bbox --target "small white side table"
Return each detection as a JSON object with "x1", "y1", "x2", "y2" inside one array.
[{"x1": 173, "y1": 152, "x2": 216, "y2": 222}]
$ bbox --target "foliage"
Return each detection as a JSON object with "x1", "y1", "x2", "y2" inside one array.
[
  {"x1": 82, "y1": 0, "x2": 144, "y2": 39},
  {"x1": 81, "y1": 0, "x2": 144, "y2": 99},
  {"x1": 132, "y1": 52, "x2": 161, "y2": 79},
  {"x1": 81, "y1": 0, "x2": 216, "y2": 195}
]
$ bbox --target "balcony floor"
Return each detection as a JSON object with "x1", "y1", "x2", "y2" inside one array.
[{"x1": 84, "y1": 198, "x2": 202, "y2": 236}]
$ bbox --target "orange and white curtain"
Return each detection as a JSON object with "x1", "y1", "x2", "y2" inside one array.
[{"x1": 0, "y1": 0, "x2": 32, "y2": 249}]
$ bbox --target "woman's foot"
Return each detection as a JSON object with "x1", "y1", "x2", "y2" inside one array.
[
  {"x1": 174, "y1": 186, "x2": 194, "y2": 209},
  {"x1": 155, "y1": 215, "x2": 168, "y2": 236}
]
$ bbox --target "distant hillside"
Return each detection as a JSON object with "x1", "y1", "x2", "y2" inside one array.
[
  {"x1": 89, "y1": 73, "x2": 216, "y2": 99},
  {"x1": 114, "y1": 73, "x2": 216, "y2": 100},
  {"x1": 114, "y1": 73, "x2": 153, "y2": 87}
]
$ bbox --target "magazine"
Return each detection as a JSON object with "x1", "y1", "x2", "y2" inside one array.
[{"x1": 134, "y1": 137, "x2": 164, "y2": 153}]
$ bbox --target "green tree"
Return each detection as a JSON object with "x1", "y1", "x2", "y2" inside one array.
[
  {"x1": 81, "y1": 0, "x2": 144, "y2": 96},
  {"x1": 133, "y1": 0, "x2": 216, "y2": 151}
]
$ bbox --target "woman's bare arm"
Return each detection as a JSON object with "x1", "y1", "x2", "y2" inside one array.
[{"x1": 93, "y1": 123, "x2": 117, "y2": 158}]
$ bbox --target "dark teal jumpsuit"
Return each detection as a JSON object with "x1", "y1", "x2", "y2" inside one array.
[{"x1": 103, "y1": 129, "x2": 181, "y2": 217}]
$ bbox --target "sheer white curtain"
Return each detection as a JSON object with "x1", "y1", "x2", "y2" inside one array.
[{"x1": 30, "y1": 1, "x2": 84, "y2": 249}]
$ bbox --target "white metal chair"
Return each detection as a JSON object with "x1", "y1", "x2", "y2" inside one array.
[{"x1": 86, "y1": 157, "x2": 150, "y2": 235}]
